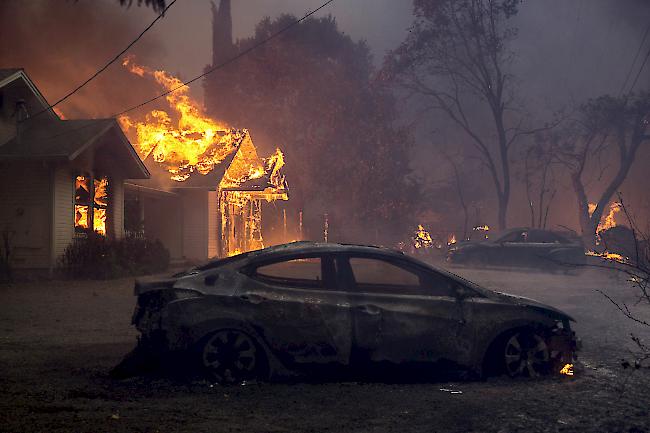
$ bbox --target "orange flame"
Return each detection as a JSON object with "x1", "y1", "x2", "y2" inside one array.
[
  {"x1": 589, "y1": 202, "x2": 621, "y2": 234},
  {"x1": 119, "y1": 57, "x2": 241, "y2": 182},
  {"x1": 560, "y1": 363, "x2": 574, "y2": 376},
  {"x1": 414, "y1": 224, "x2": 433, "y2": 249}
]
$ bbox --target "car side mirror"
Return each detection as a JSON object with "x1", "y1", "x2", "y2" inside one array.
[{"x1": 204, "y1": 274, "x2": 219, "y2": 286}]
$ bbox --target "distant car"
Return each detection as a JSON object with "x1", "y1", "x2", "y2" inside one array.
[
  {"x1": 447, "y1": 228, "x2": 586, "y2": 270},
  {"x1": 127, "y1": 242, "x2": 578, "y2": 383}
]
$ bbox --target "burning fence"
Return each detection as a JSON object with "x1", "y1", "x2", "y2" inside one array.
[{"x1": 119, "y1": 58, "x2": 288, "y2": 257}]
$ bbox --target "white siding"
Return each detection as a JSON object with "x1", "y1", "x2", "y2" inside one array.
[
  {"x1": 0, "y1": 162, "x2": 52, "y2": 269},
  {"x1": 181, "y1": 190, "x2": 209, "y2": 261},
  {"x1": 51, "y1": 165, "x2": 74, "y2": 263},
  {"x1": 111, "y1": 179, "x2": 124, "y2": 239}
]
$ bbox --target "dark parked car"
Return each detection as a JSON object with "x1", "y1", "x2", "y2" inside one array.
[
  {"x1": 127, "y1": 242, "x2": 578, "y2": 383},
  {"x1": 447, "y1": 228, "x2": 586, "y2": 270}
]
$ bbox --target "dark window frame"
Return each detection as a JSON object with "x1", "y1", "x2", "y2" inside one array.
[
  {"x1": 245, "y1": 253, "x2": 337, "y2": 290},
  {"x1": 336, "y1": 253, "x2": 458, "y2": 297}
]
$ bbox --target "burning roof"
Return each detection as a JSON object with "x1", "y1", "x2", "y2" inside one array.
[{"x1": 119, "y1": 57, "x2": 287, "y2": 196}]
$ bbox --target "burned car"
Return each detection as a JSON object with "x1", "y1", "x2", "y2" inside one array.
[
  {"x1": 447, "y1": 228, "x2": 586, "y2": 270},
  {"x1": 128, "y1": 242, "x2": 578, "y2": 383}
]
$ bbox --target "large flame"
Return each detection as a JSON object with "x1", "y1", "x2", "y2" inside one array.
[{"x1": 119, "y1": 57, "x2": 243, "y2": 182}]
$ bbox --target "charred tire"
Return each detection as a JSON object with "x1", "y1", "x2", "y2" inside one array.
[
  {"x1": 198, "y1": 329, "x2": 267, "y2": 384},
  {"x1": 483, "y1": 328, "x2": 552, "y2": 378}
]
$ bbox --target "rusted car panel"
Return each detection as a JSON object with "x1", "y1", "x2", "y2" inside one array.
[{"x1": 129, "y1": 242, "x2": 579, "y2": 382}]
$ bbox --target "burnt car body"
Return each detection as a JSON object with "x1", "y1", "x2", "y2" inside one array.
[
  {"x1": 129, "y1": 242, "x2": 578, "y2": 383},
  {"x1": 447, "y1": 228, "x2": 586, "y2": 270}
]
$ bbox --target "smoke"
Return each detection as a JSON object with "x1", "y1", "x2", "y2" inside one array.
[
  {"x1": 0, "y1": 0, "x2": 167, "y2": 119},
  {"x1": 407, "y1": 0, "x2": 650, "y2": 231}
]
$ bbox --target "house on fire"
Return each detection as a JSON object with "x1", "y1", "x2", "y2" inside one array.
[
  {"x1": 0, "y1": 68, "x2": 149, "y2": 271},
  {"x1": 124, "y1": 130, "x2": 289, "y2": 261},
  {"x1": 0, "y1": 68, "x2": 288, "y2": 271}
]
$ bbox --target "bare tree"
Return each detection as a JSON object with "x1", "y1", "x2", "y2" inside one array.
[
  {"x1": 554, "y1": 93, "x2": 650, "y2": 248},
  {"x1": 521, "y1": 137, "x2": 558, "y2": 229},
  {"x1": 384, "y1": 0, "x2": 548, "y2": 230},
  {"x1": 443, "y1": 153, "x2": 470, "y2": 240}
]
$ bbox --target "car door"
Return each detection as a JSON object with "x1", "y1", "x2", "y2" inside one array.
[
  {"x1": 497, "y1": 229, "x2": 530, "y2": 266},
  {"x1": 526, "y1": 230, "x2": 563, "y2": 266},
  {"x1": 336, "y1": 254, "x2": 473, "y2": 366},
  {"x1": 240, "y1": 254, "x2": 353, "y2": 367}
]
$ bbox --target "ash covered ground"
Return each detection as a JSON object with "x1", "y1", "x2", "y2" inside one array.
[{"x1": 1, "y1": 267, "x2": 649, "y2": 433}]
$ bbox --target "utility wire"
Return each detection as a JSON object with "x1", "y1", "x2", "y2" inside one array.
[
  {"x1": 620, "y1": 22, "x2": 650, "y2": 95},
  {"x1": 628, "y1": 47, "x2": 650, "y2": 93},
  {"x1": 34, "y1": 0, "x2": 336, "y2": 143},
  {"x1": 112, "y1": 0, "x2": 335, "y2": 117},
  {"x1": 28, "y1": 0, "x2": 178, "y2": 120}
]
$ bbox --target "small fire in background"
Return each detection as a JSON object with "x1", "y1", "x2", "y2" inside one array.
[
  {"x1": 585, "y1": 250, "x2": 627, "y2": 263},
  {"x1": 447, "y1": 234, "x2": 457, "y2": 246},
  {"x1": 560, "y1": 363, "x2": 574, "y2": 376},
  {"x1": 473, "y1": 225, "x2": 490, "y2": 239},
  {"x1": 586, "y1": 202, "x2": 628, "y2": 263},
  {"x1": 413, "y1": 224, "x2": 433, "y2": 249},
  {"x1": 589, "y1": 202, "x2": 621, "y2": 245}
]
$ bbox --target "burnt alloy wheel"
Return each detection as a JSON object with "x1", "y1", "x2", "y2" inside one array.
[
  {"x1": 200, "y1": 329, "x2": 263, "y2": 384},
  {"x1": 503, "y1": 330, "x2": 551, "y2": 378}
]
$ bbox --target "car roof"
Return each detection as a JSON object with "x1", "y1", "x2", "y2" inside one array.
[
  {"x1": 194, "y1": 241, "x2": 406, "y2": 271},
  {"x1": 245, "y1": 241, "x2": 405, "y2": 261}
]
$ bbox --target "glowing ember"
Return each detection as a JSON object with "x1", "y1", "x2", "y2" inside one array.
[
  {"x1": 414, "y1": 224, "x2": 433, "y2": 249},
  {"x1": 585, "y1": 250, "x2": 627, "y2": 263},
  {"x1": 560, "y1": 363, "x2": 574, "y2": 376}
]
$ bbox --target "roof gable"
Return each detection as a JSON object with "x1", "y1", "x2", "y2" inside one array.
[
  {"x1": 220, "y1": 133, "x2": 265, "y2": 189},
  {"x1": 0, "y1": 118, "x2": 149, "y2": 179},
  {"x1": 0, "y1": 69, "x2": 58, "y2": 120}
]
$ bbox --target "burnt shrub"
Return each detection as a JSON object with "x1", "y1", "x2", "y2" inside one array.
[{"x1": 59, "y1": 233, "x2": 170, "y2": 279}]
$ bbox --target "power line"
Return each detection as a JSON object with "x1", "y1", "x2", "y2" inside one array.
[
  {"x1": 629, "y1": 47, "x2": 650, "y2": 92},
  {"x1": 620, "y1": 22, "x2": 650, "y2": 95},
  {"x1": 28, "y1": 0, "x2": 178, "y2": 120},
  {"x1": 34, "y1": 0, "x2": 336, "y2": 143},
  {"x1": 112, "y1": 0, "x2": 335, "y2": 117}
]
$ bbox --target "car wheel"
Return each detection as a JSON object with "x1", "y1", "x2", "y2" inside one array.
[
  {"x1": 200, "y1": 329, "x2": 264, "y2": 384},
  {"x1": 503, "y1": 330, "x2": 550, "y2": 378}
]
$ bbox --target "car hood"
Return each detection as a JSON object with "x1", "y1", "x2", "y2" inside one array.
[{"x1": 492, "y1": 291, "x2": 575, "y2": 322}]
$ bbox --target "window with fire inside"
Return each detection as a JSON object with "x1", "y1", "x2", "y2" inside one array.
[{"x1": 74, "y1": 175, "x2": 109, "y2": 237}]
